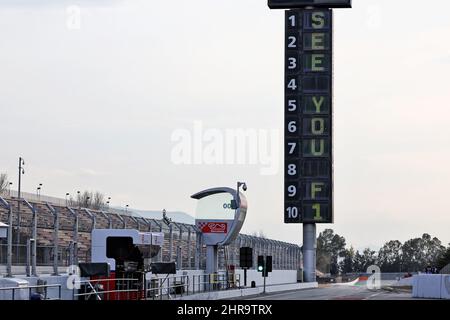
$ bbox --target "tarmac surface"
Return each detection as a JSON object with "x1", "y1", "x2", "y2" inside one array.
[{"x1": 238, "y1": 283, "x2": 415, "y2": 300}]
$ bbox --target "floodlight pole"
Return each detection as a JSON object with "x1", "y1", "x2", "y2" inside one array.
[{"x1": 16, "y1": 157, "x2": 25, "y2": 264}]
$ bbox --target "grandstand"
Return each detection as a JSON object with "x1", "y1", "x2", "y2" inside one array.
[{"x1": 0, "y1": 192, "x2": 302, "y2": 276}]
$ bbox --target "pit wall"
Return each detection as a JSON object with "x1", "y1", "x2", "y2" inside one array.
[
  {"x1": 149, "y1": 269, "x2": 299, "y2": 294},
  {"x1": 0, "y1": 269, "x2": 301, "y2": 300},
  {"x1": 233, "y1": 269, "x2": 299, "y2": 287}
]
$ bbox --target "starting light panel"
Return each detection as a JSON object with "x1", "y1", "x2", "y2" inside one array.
[
  {"x1": 284, "y1": 9, "x2": 333, "y2": 224},
  {"x1": 257, "y1": 256, "x2": 265, "y2": 272},
  {"x1": 268, "y1": 0, "x2": 352, "y2": 9}
]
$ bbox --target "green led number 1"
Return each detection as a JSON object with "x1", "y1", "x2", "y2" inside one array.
[{"x1": 313, "y1": 204, "x2": 322, "y2": 221}]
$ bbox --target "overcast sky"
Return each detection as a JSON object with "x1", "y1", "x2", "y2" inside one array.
[{"x1": 1, "y1": 0, "x2": 450, "y2": 250}]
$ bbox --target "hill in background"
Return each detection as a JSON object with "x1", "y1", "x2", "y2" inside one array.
[{"x1": 129, "y1": 208, "x2": 195, "y2": 225}]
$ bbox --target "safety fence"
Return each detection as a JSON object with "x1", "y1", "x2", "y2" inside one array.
[
  {"x1": 0, "y1": 195, "x2": 302, "y2": 275},
  {"x1": 69, "y1": 273, "x2": 241, "y2": 301},
  {"x1": 191, "y1": 273, "x2": 241, "y2": 294},
  {"x1": 0, "y1": 284, "x2": 62, "y2": 300},
  {"x1": 0, "y1": 244, "x2": 89, "y2": 266},
  {"x1": 74, "y1": 277, "x2": 144, "y2": 301},
  {"x1": 0, "y1": 273, "x2": 242, "y2": 300}
]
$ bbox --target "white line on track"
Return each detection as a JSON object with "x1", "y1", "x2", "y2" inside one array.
[
  {"x1": 243, "y1": 290, "x2": 315, "y2": 300},
  {"x1": 363, "y1": 292, "x2": 383, "y2": 300}
]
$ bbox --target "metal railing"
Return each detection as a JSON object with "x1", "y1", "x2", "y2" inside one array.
[
  {"x1": 0, "y1": 272, "x2": 241, "y2": 300},
  {"x1": 69, "y1": 273, "x2": 240, "y2": 300},
  {"x1": 73, "y1": 277, "x2": 143, "y2": 301},
  {"x1": 192, "y1": 273, "x2": 241, "y2": 295},
  {"x1": 0, "y1": 243, "x2": 89, "y2": 267},
  {"x1": 7, "y1": 191, "x2": 67, "y2": 207},
  {"x1": 0, "y1": 284, "x2": 62, "y2": 300},
  {"x1": 145, "y1": 275, "x2": 190, "y2": 300}
]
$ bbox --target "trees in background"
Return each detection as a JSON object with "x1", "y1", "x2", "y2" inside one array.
[
  {"x1": 317, "y1": 230, "x2": 448, "y2": 274},
  {"x1": 377, "y1": 240, "x2": 403, "y2": 272},
  {"x1": 92, "y1": 191, "x2": 105, "y2": 210},
  {"x1": 354, "y1": 248, "x2": 377, "y2": 272},
  {"x1": 401, "y1": 234, "x2": 445, "y2": 272},
  {"x1": 0, "y1": 179, "x2": 107, "y2": 211},
  {"x1": 316, "y1": 229, "x2": 346, "y2": 275},
  {"x1": 251, "y1": 231, "x2": 267, "y2": 239},
  {"x1": 436, "y1": 246, "x2": 450, "y2": 270},
  {"x1": 0, "y1": 173, "x2": 8, "y2": 194},
  {"x1": 338, "y1": 246, "x2": 377, "y2": 274},
  {"x1": 68, "y1": 190, "x2": 107, "y2": 210},
  {"x1": 0, "y1": 176, "x2": 107, "y2": 211},
  {"x1": 340, "y1": 247, "x2": 356, "y2": 274}
]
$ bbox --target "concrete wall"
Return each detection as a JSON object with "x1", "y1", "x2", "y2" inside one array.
[
  {"x1": 25, "y1": 275, "x2": 73, "y2": 300},
  {"x1": 412, "y1": 274, "x2": 450, "y2": 299},
  {"x1": 176, "y1": 282, "x2": 318, "y2": 300},
  {"x1": 394, "y1": 277, "x2": 413, "y2": 287},
  {"x1": 0, "y1": 278, "x2": 29, "y2": 300},
  {"x1": 234, "y1": 269, "x2": 299, "y2": 287},
  {"x1": 149, "y1": 269, "x2": 300, "y2": 293}
]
